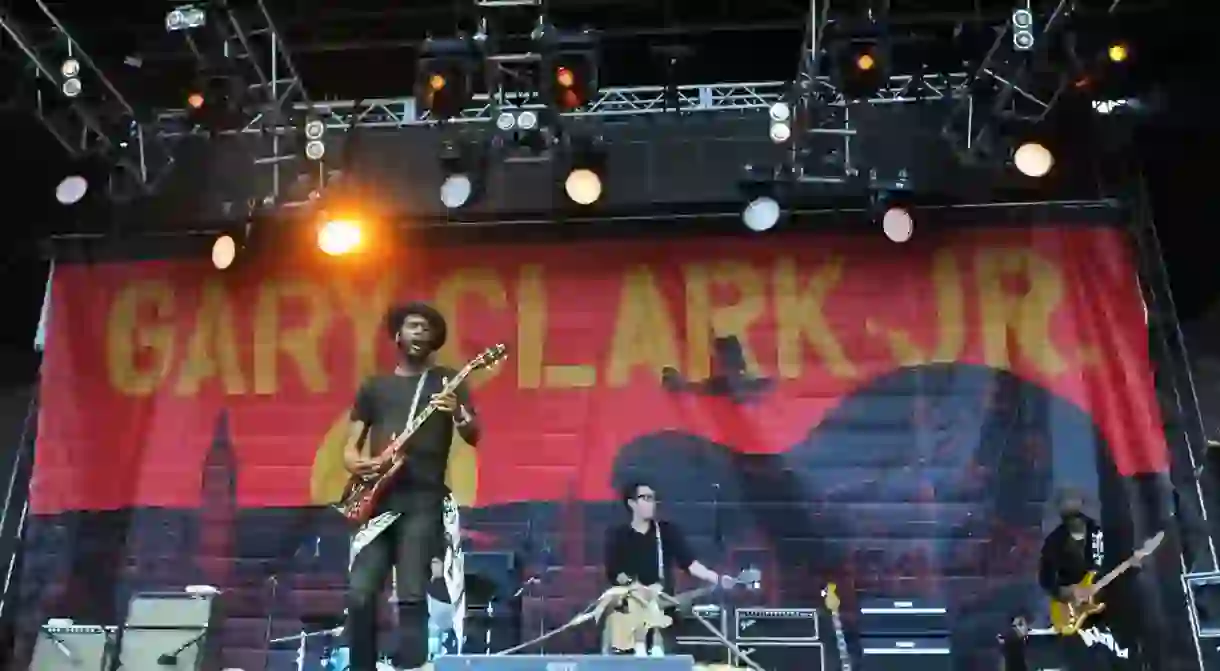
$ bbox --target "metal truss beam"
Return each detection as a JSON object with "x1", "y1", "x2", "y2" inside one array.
[{"x1": 0, "y1": 0, "x2": 176, "y2": 201}]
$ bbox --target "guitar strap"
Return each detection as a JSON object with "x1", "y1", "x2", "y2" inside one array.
[
  {"x1": 349, "y1": 371, "x2": 431, "y2": 570},
  {"x1": 655, "y1": 522, "x2": 665, "y2": 586}
]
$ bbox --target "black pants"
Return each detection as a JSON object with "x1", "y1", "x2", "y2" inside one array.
[{"x1": 347, "y1": 497, "x2": 443, "y2": 671}]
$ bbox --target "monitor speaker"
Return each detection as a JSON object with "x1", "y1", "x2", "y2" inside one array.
[{"x1": 30, "y1": 625, "x2": 114, "y2": 671}]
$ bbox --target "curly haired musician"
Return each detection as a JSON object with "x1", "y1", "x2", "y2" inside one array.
[
  {"x1": 603, "y1": 482, "x2": 732, "y2": 656},
  {"x1": 343, "y1": 303, "x2": 480, "y2": 671}
]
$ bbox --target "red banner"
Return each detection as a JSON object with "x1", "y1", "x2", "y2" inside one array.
[{"x1": 33, "y1": 226, "x2": 1166, "y2": 513}]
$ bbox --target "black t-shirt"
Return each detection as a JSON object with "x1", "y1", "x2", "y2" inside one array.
[
  {"x1": 350, "y1": 367, "x2": 473, "y2": 513},
  {"x1": 604, "y1": 520, "x2": 696, "y2": 594},
  {"x1": 1038, "y1": 517, "x2": 1104, "y2": 597}
]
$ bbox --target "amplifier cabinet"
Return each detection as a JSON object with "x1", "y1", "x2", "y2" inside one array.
[
  {"x1": 735, "y1": 642, "x2": 824, "y2": 671},
  {"x1": 31, "y1": 625, "x2": 115, "y2": 671},
  {"x1": 672, "y1": 640, "x2": 734, "y2": 665},
  {"x1": 435, "y1": 654, "x2": 696, "y2": 671},
  {"x1": 674, "y1": 605, "x2": 726, "y2": 643},
  {"x1": 860, "y1": 636, "x2": 951, "y2": 671},
  {"x1": 735, "y1": 607, "x2": 819, "y2": 642},
  {"x1": 858, "y1": 598, "x2": 948, "y2": 637}
]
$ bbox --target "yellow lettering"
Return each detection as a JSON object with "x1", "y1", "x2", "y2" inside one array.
[
  {"x1": 253, "y1": 280, "x2": 332, "y2": 394},
  {"x1": 775, "y1": 257, "x2": 856, "y2": 379},
  {"x1": 175, "y1": 280, "x2": 247, "y2": 395},
  {"x1": 866, "y1": 250, "x2": 965, "y2": 366},
  {"x1": 976, "y1": 249, "x2": 1067, "y2": 375},
  {"x1": 335, "y1": 274, "x2": 397, "y2": 385},
  {"x1": 106, "y1": 280, "x2": 176, "y2": 395},
  {"x1": 517, "y1": 265, "x2": 596, "y2": 389},
  {"x1": 684, "y1": 262, "x2": 766, "y2": 379},
  {"x1": 435, "y1": 267, "x2": 509, "y2": 388},
  {"x1": 607, "y1": 266, "x2": 680, "y2": 387}
]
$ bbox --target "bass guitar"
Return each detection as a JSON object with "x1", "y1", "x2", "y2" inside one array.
[
  {"x1": 604, "y1": 568, "x2": 761, "y2": 653},
  {"x1": 822, "y1": 583, "x2": 851, "y2": 671},
  {"x1": 333, "y1": 344, "x2": 509, "y2": 524},
  {"x1": 1048, "y1": 530, "x2": 1164, "y2": 635}
]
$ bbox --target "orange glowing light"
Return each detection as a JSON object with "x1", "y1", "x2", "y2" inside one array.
[
  {"x1": 317, "y1": 220, "x2": 363, "y2": 256},
  {"x1": 556, "y1": 67, "x2": 575, "y2": 88},
  {"x1": 187, "y1": 92, "x2": 205, "y2": 109},
  {"x1": 856, "y1": 53, "x2": 876, "y2": 71},
  {"x1": 1107, "y1": 43, "x2": 1128, "y2": 63},
  {"x1": 428, "y1": 74, "x2": 446, "y2": 91},
  {"x1": 559, "y1": 89, "x2": 581, "y2": 110}
]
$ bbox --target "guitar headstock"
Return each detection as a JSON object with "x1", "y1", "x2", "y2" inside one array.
[
  {"x1": 1137, "y1": 531, "x2": 1165, "y2": 558},
  {"x1": 822, "y1": 583, "x2": 841, "y2": 613},
  {"x1": 466, "y1": 343, "x2": 510, "y2": 374},
  {"x1": 735, "y1": 568, "x2": 762, "y2": 587}
]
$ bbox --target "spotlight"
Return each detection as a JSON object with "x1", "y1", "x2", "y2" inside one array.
[
  {"x1": 768, "y1": 102, "x2": 792, "y2": 144},
  {"x1": 184, "y1": 70, "x2": 244, "y2": 130},
  {"x1": 417, "y1": 38, "x2": 475, "y2": 119},
  {"x1": 187, "y1": 92, "x2": 204, "y2": 109},
  {"x1": 438, "y1": 141, "x2": 481, "y2": 209},
  {"x1": 548, "y1": 32, "x2": 599, "y2": 111},
  {"x1": 55, "y1": 176, "x2": 88, "y2": 205},
  {"x1": 1011, "y1": 9, "x2": 1035, "y2": 51},
  {"x1": 833, "y1": 39, "x2": 886, "y2": 99},
  {"x1": 1107, "y1": 43, "x2": 1128, "y2": 63},
  {"x1": 61, "y1": 78, "x2": 82, "y2": 98},
  {"x1": 742, "y1": 197, "x2": 780, "y2": 232},
  {"x1": 60, "y1": 59, "x2": 80, "y2": 78},
  {"x1": 304, "y1": 118, "x2": 325, "y2": 140},
  {"x1": 304, "y1": 140, "x2": 325, "y2": 161},
  {"x1": 881, "y1": 207, "x2": 914, "y2": 243},
  {"x1": 563, "y1": 139, "x2": 606, "y2": 206},
  {"x1": 317, "y1": 220, "x2": 362, "y2": 256},
  {"x1": 517, "y1": 111, "x2": 539, "y2": 131},
  {"x1": 212, "y1": 235, "x2": 237, "y2": 269},
  {"x1": 165, "y1": 4, "x2": 207, "y2": 32},
  {"x1": 1013, "y1": 142, "x2": 1053, "y2": 177}
]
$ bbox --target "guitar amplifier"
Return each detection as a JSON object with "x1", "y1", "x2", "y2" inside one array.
[
  {"x1": 860, "y1": 636, "x2": 951, "y2": 671},
  {"x1": 672, "y1": 639, "x2": 734, "y2": 665},
  {"x1": 673, "y1": 604, "x2": 727, "y2": 643},
  {"x1": 119, "y1": 590, "x2": 222, "y2": 671},
  {"x1": 30, "y1": 624, "x2": 115, "y2": 671},
  {"x1": 435, "y1": 655, "x2": 695, "y2": 671},
  {"x1": 735, "y1": 607, "x2": 819, "y2": 642},
  {"x1": 858, "y1": 598, "x2": 948, "y2": 636},
  {"x1": 735, "y1": 642, "x2": 825, "y2": 671}
]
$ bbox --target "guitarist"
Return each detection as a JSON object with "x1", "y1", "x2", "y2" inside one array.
[
  {"x1": 603, "y1": 482, "x2": 733, "y2": 656},
  {"x1": 342, "y1": 303, "x2": 480, "y2": 671},
  {"x1": 1037, "y1": 492, "x2": 1136, "y2": 670}
]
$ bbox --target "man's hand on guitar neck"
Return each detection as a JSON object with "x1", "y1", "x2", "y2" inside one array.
[
  {"x1": 1059, "y1": 584, "x2": 1095, "y2": 604},
  {"x1": 344, "y1": 451, "x2": 392, "y2": 478}
]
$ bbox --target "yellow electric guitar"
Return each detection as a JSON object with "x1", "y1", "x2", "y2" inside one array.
[
  {"x1": 1048, "y1": 531, "x2": 1163, "y2": 635},
  {"x1": 604, "y1": 568, "x2": 761, "y2": 652}
]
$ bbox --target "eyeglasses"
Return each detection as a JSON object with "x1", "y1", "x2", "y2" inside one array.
[{"x1": 635, "y1": 494, "x2": 656, "y2": 502}]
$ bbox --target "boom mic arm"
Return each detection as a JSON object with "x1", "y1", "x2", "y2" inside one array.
[{"x1": 156, "y1": 631, "x2": 207, "y2": 666}]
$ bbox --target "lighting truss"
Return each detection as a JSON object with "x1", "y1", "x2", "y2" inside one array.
[{"x1": 0, "y1": 0, "x2": 175, "y2": 200}]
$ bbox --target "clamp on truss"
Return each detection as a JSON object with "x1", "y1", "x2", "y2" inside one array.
[{"x1": 0, "y1": 0, "x2": 176, "y2": 201}]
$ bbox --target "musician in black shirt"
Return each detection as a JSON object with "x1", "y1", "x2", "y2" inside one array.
[
  {"x1": 997, "y1": 614, "x2": 1029, "y2": 671},
  {"x1": 603, "y1": 482, "x2": 730, "y2": 655},
  {"x1": 343, "y1": 303, "x2": 480, "y2": 671}
]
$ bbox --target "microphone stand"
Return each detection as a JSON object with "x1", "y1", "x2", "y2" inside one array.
[
  {"x1": 711, "y1": 483, "x2": 731, "y2": 666},
  {"x1": 156, "y1": 631, "x2": 207, "y2": 665},
  {"x1": 261, "y1": 575, "x2": 279, "y2": 671}
]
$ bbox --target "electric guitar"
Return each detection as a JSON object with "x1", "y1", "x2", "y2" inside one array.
[
  {"x1": 1048, "y1": 530, "x2": 1164, "y2": 635},
  {"x1": 333, "y1": 344, "x2": 509, "y2": 524},
  {"x1": 822, "y1": 583, "x2": 852, "y2": 671},
  {"x1": 604, "y1": 568, "x2": 761, "y2": 652}
]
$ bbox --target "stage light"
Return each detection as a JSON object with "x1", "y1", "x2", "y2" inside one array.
[
  {"x1": 60, "y1": 59, "x2": 80, "y2": 78},
  {"x1": 187, "y1": 92, "x2": 204, "y2": 109},
  {"x1": 417, "y1": 38, "x2": 475, "y2": 119},
  {"x1": 317, "y1": 220, "x2": 362, "y2": 256},
  {"x1": 856, "y1": 53, "x2": 876, "y2": 71},
  {"x1": 304, "y1": 140, "x2": 325, "y2": 161},
  {"x1": 832, "y1": 39, "x2": 886, "y2": 99},
  {"x1": 518, "y1": 111, "x2": 539, "y2": 131},
  {"x1": 165, "y1": 5, "x2": 206, "y2": 32},
  {"x1": 1011, "y1": 9, "x2": 1035, "y2": 51},
  {"x1": 304, "y1": 119, "x2": 325, "y2": 140},
  {"x1": 212, "y1": 235, "x2": 237, "y2": 269},
  {"x1": 61, "y1": 78, "x2": 82, "y2": 98},
  {"x1": 742, "y1": 197, "x2": 780, "y2": 232},
  {"x1": 1014, "y1": 142, "x2": 1053, "y2": 177},
  {"x1": 565, "y1": 169, "x2": 602, "y2": 205},
  {"x1": 495, "y1": 112, "x2": 516, "y2": 131},
  {"x1": 55, "y1": 176, "x2": 88, "y2": 205},
  {"x1": 1107, "y1": 43, "x2": 1128, "y2": 63},
  {"x1": 440, "y1": 174, "x2": 473, "y2": 209},
  {"x1": 549, "y1": 32, "x2": 599, "y2": 112},
  {"x1": 882, "y1": 207, "x2": 914, "y2": 243},
  {"x1": 769, "y1": 123, "x2": 791, "y2": 143}
]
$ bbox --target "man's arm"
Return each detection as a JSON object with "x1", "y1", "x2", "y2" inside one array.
[
  {"x1": 453, "y1": 377, "x2": 481, "y2": 447},
  {"x1": 604, "y1": 528, "x2": 629, "y2": 584},
  {"x1": 1038, "y1": 533, "x2": 1074, "y2": 600},
  {"x1": 665, "y1": 523, "x2": 721, "y2": 585},
  {"x1": 343, "y1": 382, "x2": 377, "y2": 473}
]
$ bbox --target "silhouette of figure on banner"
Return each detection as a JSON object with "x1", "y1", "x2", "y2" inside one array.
[{"x1": 661, "y1": 335, "x2": 773, "y2": 404}]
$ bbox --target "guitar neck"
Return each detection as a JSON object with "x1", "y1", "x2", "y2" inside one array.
[
  {"x1": 387, "y1": 369, "x2": 473, "y2": 454},
  {"x1": 830, "y1": 611, "x2": 851, "y2": 671},
  {"x1": 1092, "y1": 558, "x2": 1134, "y2": 592}
]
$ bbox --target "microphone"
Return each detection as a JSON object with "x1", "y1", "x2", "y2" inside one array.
[{"x1": 156, "y1": 631, "x2": 207, "y2": 666}]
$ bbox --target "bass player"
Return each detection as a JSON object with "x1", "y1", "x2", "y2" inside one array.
[
  {"x1": 1038, "y1": 491, "x2": 1138, "y2": 670},
  {"x1": 603, "y1": 481, "x2": 734, "y2": 656},
  {"x1": 342, "y1": 303, "x2": 480, "y2": 671}
]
